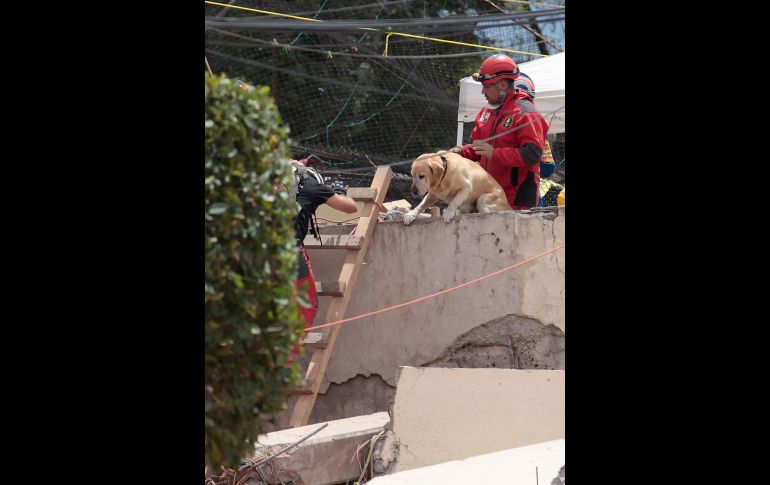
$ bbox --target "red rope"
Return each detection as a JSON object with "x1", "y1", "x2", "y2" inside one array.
[{"x1": 307, "y1": 243, "x2": 564, "y2": 332}]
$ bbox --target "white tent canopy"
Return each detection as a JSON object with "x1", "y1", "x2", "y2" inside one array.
[{"x1": 456, "y1": 52, "x2": 565, "y2": 144}]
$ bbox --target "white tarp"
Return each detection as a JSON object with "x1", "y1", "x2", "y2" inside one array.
[{"x1": 457, "y1": 51, "x2": 565, "y2": 134}]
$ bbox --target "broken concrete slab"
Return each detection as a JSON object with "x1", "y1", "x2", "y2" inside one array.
[
  {"x1": 255, "y1": 412, "x2": 390, "y2": 485},
  {"x1": 369, "y1": 439, "x2": 564, "y2": 485},
  {"x1": 385, "y1": 367, "x2": 564, "y2": 473}
]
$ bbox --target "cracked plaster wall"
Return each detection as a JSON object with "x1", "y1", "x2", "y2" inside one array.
[{"x1": 305, "y1": 208, "x2": 564, "y2": 420}]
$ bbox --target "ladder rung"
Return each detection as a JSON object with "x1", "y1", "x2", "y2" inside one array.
[
  {"x1": 304, "y1": 234, "x2": 362, "y2": 249},
  {"x1": 301, "y1": 331, "x2": 329, "y2": 349},
  {"x1": 316, "y1": 281, "x2": 346, "y2": 296},
  {"x1": 347, "y1": 187, "x2": 377, "y2": 201}
]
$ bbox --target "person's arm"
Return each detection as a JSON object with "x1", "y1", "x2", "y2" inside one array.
[
  {"x1": 489, "y1": 111, "x2": 546, "y2": 169},
  {"x1": 325, "y1": 193, "x2": 357, "y2": 213},
  {"x1": 452, "y1": 143, "x2": 480, "y2": 161},
  {"x1": 322, "y1": 180, "x2": 357, "y2": 213}
]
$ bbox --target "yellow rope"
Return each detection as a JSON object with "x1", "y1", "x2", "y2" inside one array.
[
  {"x1": 383, "y1": 33, "x2": 394, "y2": 57},
  {"x1": 382, "y1": 31, "x2": 547, "y2": 57},
  {"x1": 205, "y1": 1, "x2": 545, "y2": 58},
  {"x1": 205, "y1": 1, "x2": 323, "y2": 22}
]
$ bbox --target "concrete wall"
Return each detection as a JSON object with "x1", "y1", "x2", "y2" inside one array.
[
  {"x1": 369, "y1": 439, "x2": 564, "y2": 485},
  {"x1": 384, "y1": 367, "x2": 565, "y2": 473},
  {"x1": 305, "y1": 207, "x2": 565, "y2": 424}
]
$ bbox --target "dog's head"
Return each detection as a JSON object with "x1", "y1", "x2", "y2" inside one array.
[{"x1": 410, "y1": 153, "x2": 447, "y2": 196}]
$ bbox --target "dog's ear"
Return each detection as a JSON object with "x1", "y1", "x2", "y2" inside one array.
[{"x1": 429, "y1": 158, "x2": 444, "y2": 187}]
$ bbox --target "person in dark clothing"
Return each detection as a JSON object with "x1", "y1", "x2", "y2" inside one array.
[{"x1": 289, "y1": 159, "x2": 357, "y2": 337}]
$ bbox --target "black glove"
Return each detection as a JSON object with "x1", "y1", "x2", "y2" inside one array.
[{"x1": 329, "y1": 180, "x2": 348, "y2": 196}]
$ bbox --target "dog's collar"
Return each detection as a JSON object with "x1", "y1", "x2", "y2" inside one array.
[{"x1": 436, "y1": 155, "x2": 448, "y2": 187}]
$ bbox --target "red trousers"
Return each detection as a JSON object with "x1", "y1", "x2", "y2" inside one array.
[{"x1": 293, "y1": 245, "x2": 318, "y2": 355}]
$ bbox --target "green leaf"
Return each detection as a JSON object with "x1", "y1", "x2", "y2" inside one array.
[
  {"x1": 208, "y1": 203, "x2": 228, "y2": 215},
  {"x1": 229, "y1": 271, "x2": 244, "y2": 288}
]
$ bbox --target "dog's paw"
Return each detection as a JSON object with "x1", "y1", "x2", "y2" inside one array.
[
  {"x1": 442, "y1": 208, "x2": 456, "y2": 223},
  {"x1": 403, "y1": 211, "x2": 417, "y2": 226}
]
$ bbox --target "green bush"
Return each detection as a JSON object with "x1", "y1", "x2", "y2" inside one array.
[{"x1": 205, "y1": 73, "x2": 304, "y2": 471}]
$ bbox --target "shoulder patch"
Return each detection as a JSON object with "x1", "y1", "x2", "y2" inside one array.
[{"x1": 502, "y1": 116, "x2": 513, "y2": 128}]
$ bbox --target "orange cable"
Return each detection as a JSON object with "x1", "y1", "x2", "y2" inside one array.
[{"x1": 307, "y1": 243, "x2": 564, "y2": 332}]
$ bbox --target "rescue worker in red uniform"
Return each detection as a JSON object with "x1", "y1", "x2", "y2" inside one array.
[
  {"x1": 450, "y1": 54, "x2": 550, "y2": 210},
  {"x1": 513, "y1": 72, "x2": 559, "y2": 207}
]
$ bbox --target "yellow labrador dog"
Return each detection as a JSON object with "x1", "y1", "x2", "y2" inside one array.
[{"x1": 404, "y1": 151, "x2": 512, "y2": 225}]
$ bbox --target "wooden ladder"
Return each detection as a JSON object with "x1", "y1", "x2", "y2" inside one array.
[{"x1": 288, "y1": 165, "x2": 393, "y2": 427}]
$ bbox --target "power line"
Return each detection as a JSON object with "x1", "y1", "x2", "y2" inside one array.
[{"x1": 205, "y1": 10, "x2": 566, "y2": 33}]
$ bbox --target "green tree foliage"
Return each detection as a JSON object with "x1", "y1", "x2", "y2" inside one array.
[{"x1": 205, "y1": 73, "x2": 304, "y2": 471}]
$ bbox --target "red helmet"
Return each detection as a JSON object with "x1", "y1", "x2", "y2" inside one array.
[{"x1": 473, "y1": 54, "x2": 520, "y2": 85}]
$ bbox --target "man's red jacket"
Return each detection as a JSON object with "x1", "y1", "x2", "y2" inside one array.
[{"x1": 457, "y1": 90, "x2": 549, "y2": 209}]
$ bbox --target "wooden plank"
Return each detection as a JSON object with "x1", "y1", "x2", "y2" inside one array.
[
  {"x1": 347, "y1": 187, "x2": 377, "y2": 201},
  {"x1": 316, "y1": 281, "x2": 346, "y2": 297},
  {"x1": 286, "y1": 387, "x2": 314, "y2": 395},
  {"x1": 383, "y1": 199, "x2": 412, "y2": 211},
  {"x1": 303, "y1": 234, "x2": 362, "y2": 249},
  {"x1": 289, "y1": 166, "x2": 393, "y2": 428}
]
